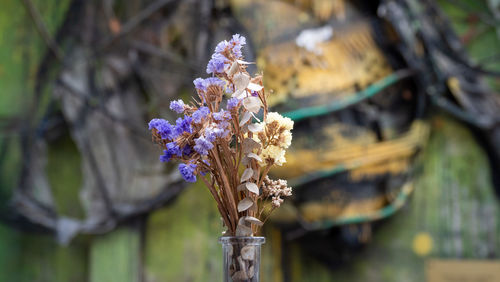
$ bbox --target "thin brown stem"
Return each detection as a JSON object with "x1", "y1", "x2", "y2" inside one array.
[{"x1": 199, "y1": 174, "x2": 232, "y2": 230}]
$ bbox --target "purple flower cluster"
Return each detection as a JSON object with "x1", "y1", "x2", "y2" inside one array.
[
  {"x1": 229, "y1": 34, "x2": 246, "y2": 58},
  {"x1": 227, "y1": 97, "x2": 240, "y2": 110},
  {"x1": 170, "y1": 99, "x2": 185, "y2": 113},
  {"x1": 149, "y1": 116, "x2": 193, "y2": 162},
  {"x1": 160, "y1": 142, "x2": 182, "y2": 162},
  {"x1": 194, "y1": 136, "x2": 214, "y2": 156},
  {"x1": 206, "y1": 34, "x2": 246, "y2": 74},
  {"x1": 206, "y1": 53, "x2": 229, "y2": 74},
  {"x1": 192, "y1": 106, "x2": 210, "y2": 123},
  {"x1": 149, "y1": 34, "x2": 250, "y2": 184},
  {"x1": 148, "y1": 118, "x2": 177, "y2": 140},
  {"x1": 175, "y1": 116, "x2": 193, "y2": 135},
  {"x1": 213, "y1": 109, "x2": 230, "y2": 121},
  {"x1": 193, "y1": 78, "x2": 205, "y2": 91},
  {"x1": 179, "y1": 163, "x2": 197, "y2": 183},
  {"x1": 193, "y1": 77, "x2": 226, "y2": 102}
]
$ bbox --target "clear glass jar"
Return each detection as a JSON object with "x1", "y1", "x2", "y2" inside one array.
[{"x1": 219, "y1": 236, "x2": 265, "y2": 282}]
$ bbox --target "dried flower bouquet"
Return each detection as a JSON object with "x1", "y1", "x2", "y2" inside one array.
[{"x1": 148, "y1": 34, "x2": 293, "y2": 237}]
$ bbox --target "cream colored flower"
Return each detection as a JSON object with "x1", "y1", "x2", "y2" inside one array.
[
  {"x1": 265, "y1": 112, "x2": 294, "y2": 131},
  {"x1": 260, "y1": 145, "x2": 286, "y2": 166},
  {"x1": 247, "y1": 112, "x2": 293, "y2": 166},
  {"x1": 281, "y1": 131, "x2": 292, "y2": 148}
]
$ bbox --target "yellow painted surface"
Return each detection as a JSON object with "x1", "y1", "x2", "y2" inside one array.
[
  {"x1": 412, "y1": 232, "x2": 433, "y2": 257},
  {"x1": 272, "y1": 121, "x2": 429, "y2": 180},
  {"x1": 259, "y1": 22, "x2": 393, "y2": 106},
  {"x1": 300, "y1": 196, "x2": 386, "y2": 222}
]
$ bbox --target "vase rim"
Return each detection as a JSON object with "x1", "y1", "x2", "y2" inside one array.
[{"x1": 218, "y1": 236, "x2": 265, "y2": 244}]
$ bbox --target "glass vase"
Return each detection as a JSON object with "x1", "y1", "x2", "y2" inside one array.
[{"x1": 219, "y1": 236, "x2": 265, "y2": 282}]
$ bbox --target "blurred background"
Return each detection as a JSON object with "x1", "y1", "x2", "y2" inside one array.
[{"x1": 0, "y1": 0, "x2": 499, "y2": 281}]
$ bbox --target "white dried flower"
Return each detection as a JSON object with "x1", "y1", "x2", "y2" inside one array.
[
  {"x1": 266, "y1": 112, "x2": 294, "y2": 131},
  {"x1": 271, "y1": 196, "x2": 284, "y2": 208},
  {"x1": 260, "y1": 145, "x2": 286, "y2": 166}
]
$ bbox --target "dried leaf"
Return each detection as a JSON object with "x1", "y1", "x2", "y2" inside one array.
[
  {"x1": 231, "y1": 89, "x2": 246, "y2": 99},
  {"x1": 235, "y1": 224, "x2": 252, "y2": 236},
  {"x1": 238, "y1": 216, "x2": 248, "y2": 226},
  {"x1": 232, "y1": 270, "x2": 249, "y2": 281},
  {"x1": 237, "y1": 197, "x2": 254, "y2": 212},
  {"x1": 237, "y1": 183, "x2": 247, "y2": 192},
  {"x1": 248, "y1": 266, "x2": 255, "y2": 278},
  {"x1": 242, "y1": 138, "x2": 260, "y2": 154},
  {"x1": 245, "y1": 182, "x2": 259, "y2": 195},
  {"x1": 234, "y1": 72, "x2": 250, "y2": 91},
  {"x1": 239, "y1": 112, "x2": 252, "y2": 126},
  {"x1": 241, "y1": 168, "x2": 254, "y2": 182},
  {"x1": 241, "y1": 245, "x2": 255, "y2": 260},
  {"x1": 247, "y1": 153, "x2": 262, "y2": 162},
  {"x1": 248, "y1": 123, "x2": 263, "y2": 132},
  {"x1": 241, "y1": 155, "x2": 250, "y2": 166},
  {"x1": 242, "y1": 97, "x2": 262, "y2": 113},
  {"x1": 247, "y1": 82, "x2": 263, "y2": 92},
  {"x1": 237, "y1": 59, "x2": 254, "y2": 65},
  {"x1": 227, "y1": 61, "x2": 239, "y2": 76},
  {"x1": 244, "y1": 216, "x2": 263, "y2": 226}
]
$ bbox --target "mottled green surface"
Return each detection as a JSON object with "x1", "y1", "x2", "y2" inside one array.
[
  {"x1": 0, "y1": 0, "x2": 71, "y2": 205},
  {"x1": 90, "y1": 226, "x2": 140, "y2": 282},
  {"x1": 47, "y1": 132, "x2": 84, "y2": 218},
  {"x1": 0, "y1": 223, "x2": 88, "y2": 282},
  {"x1": 0, "y1": 136, "x2": 22, "y2": 203},
  {"x1": 144, "y1": 183, "x2": 222, "y2": 282},
  {"x1": 0, "y1": 0, "x2": 70, "y2": 116},
  {"x1": 0, "y1": 223, "x2": 22, "y2": 282}
]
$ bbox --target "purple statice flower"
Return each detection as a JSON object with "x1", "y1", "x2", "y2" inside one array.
[
  {"x1": 170, "y1": 99, "x2": 185, "y2": 114},
  {"x1": 206, "y1": 53, "x2": 229, "y2": 74},
  {"x1": 229, "y1": 34, "x2": 246, "y2": 58},
  {"x1": 194, "y1": 136, "x2": 214, "y2": 156},
  {"x1": 230, "y1": 34, "x2": 246, "y2": 46},
  {"x1": 216, "y1": 121, "x2": 231, "y2": 138},
  {"x1": 179, "y1": 163, "x2": 197, "y2": 183},
  {"x1": 192, "y1": 106, "x2": 210, "y2": 123},
  {"x1": 193, "y1": 78, "x2": 206, "y2": 91},
  {"x1": 159, "y1": 149, "x2": 172, "y2": 162},
  {"x1": 232, "y1": 45, "x2": 242, "y2": 58},
  {"x1": 213, "y1": 109, "x2": 230, "y2": 121},
  {"x1": 182, "y1": 145, "x2": 192, "y2": 156},
  {"x1": 205, "y1": 124, "x2": 229, "y2": 141},
  {"x1": 166, "y1": 142, "x2": 182, "y2": 157},
  {"x1": 148, "y1": 118, "x2": 163, "y2": 130},
  {"x1": 194, "y1": 77, "x2": 225, "y2": 101},
  {"x1": 227, "y1": 97, "x2": 240, "y2": 110},
  {"x1": 149, "y1": 119, "x2": 177, "y2": 140},
  {"x1": 175, "y1": 116, "x2": 193, "y2": 135},
  {"x1": 215, "y1": 40, "x2": 229, "y2": 53},
  {"x1": 203, "y1": 77, "x2": 225, "y2": 89},
  {"x1": 204, "y1": 127, "x2": 217, "y2": 142}
]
